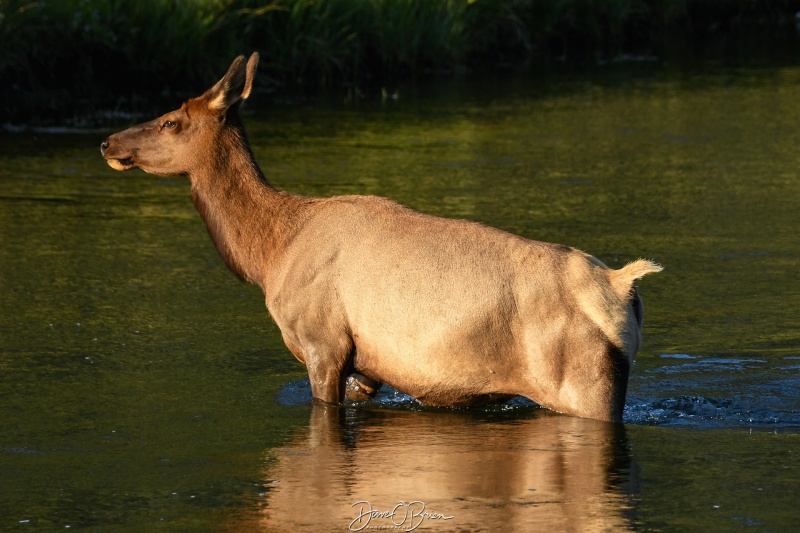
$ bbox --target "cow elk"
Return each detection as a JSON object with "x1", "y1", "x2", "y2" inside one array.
[{"x1": 101, "y1": 52, "x2": 661, "y2": 422}]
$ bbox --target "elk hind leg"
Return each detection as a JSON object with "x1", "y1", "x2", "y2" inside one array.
[{"x1": 345, "y1": 373, "x2": 383, "y2": 402}]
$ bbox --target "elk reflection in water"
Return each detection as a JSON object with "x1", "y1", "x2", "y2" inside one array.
[{"x1": 256, "y1": 404, "x2": 639, "y2": 531}]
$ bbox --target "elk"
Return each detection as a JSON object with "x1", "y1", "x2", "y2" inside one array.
[{"x1": 101, "y1": 52, "x2": 661, "y2": 422}]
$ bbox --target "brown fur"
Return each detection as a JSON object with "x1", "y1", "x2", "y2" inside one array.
[{"x1": 101, "y1": 53, "x2": 662, "y2": 422}]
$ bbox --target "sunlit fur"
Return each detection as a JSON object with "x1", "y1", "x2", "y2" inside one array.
[{"x1": 101, "y1": 53, "x2": 661, "y2": 422}]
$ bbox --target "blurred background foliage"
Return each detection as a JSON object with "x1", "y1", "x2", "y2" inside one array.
[{"x1": 1, "y1": 0, "x2": 799, "y2": 125}]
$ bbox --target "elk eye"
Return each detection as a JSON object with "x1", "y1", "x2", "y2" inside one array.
[{"x1": 162, "y1": 120, "x2": 177, "y2": 129}]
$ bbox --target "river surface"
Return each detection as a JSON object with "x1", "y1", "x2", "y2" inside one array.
[{"x1": 1, "y1": 64, "x2": 800, "y2": 531}]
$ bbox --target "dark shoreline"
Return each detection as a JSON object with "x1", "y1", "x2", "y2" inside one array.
[{"x1": 2, "y1": 0, "x2": 799, "y2": 128}]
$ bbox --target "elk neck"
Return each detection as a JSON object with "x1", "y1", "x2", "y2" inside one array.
[{"x1": 187, "y1": 122, "x2": 308, "y2": 289}]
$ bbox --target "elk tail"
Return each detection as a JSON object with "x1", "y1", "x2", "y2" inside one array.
[{"x1": 609, "y1": 259, "x2": 662, "y2": 300}]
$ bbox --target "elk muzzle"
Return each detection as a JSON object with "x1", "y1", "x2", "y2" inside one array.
[{"x1": 100, "y1": 135, "x2": 136, "y2": 171}]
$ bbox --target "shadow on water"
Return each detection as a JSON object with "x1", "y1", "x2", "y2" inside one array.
[{"x1": 252, "y1": 402, "x2": 638, "y2": 532}]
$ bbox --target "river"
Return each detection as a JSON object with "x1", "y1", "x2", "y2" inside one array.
[{"x1": 1, "y1": 64, "x2": 799, "y2": 530}]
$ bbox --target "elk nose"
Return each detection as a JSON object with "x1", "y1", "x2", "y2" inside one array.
[{"x1": 100, "y1": 138, "x2": 109, "y2": 156}]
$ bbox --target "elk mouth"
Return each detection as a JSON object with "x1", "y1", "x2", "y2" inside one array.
[
  {"x1": 101, "y1": 139, "x2": 137, "y2": 171},
  {"x1": 106, "y1": 157, "x2": 137, "y2": 171}
]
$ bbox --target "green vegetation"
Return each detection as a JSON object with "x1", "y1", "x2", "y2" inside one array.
[{"x1": 1, "y1": 0, "x2": 798, "y2": 124}]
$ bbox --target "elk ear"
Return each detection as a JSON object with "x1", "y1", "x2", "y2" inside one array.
[{"x1": 206, "y1": 52, "x2": 260, "y2": 112}]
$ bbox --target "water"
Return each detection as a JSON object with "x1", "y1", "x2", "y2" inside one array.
[{"x1": 2, "y1": 65, "x2": 800, "y2": 530}]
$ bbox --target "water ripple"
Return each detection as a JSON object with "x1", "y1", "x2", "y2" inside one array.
[
  {"x1": 647, "y1": 355, "x2": 767, "y2": 374},
  {"x1": 277, "y1": 368, "x2": 800, "y2": 432},
  {"x1": 625, "y1": 395, "x2": 800, "y2": 430}
]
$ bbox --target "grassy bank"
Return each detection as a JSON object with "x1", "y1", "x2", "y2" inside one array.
[{"x1": 1, "y1": 0, "x2": 798, "y2": 125}]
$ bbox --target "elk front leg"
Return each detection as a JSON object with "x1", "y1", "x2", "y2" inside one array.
[
  {"x1": 279, "y1": 324, "x2": 355, "y2": 404},
  {"x1": 304, "y1": 343, "x2": 353, "y2": 404}
]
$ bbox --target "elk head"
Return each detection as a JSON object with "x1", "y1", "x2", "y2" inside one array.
[{"x1": 100, "y1": 53, "x2": 259, "y2": 176}]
